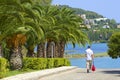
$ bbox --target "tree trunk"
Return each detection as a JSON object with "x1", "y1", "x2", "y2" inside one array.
[
  {"x1": 59, "y1": 41, "x2": 65, "y2": 58},
  {"x1": 37, "y1": 43, "x2": 46, "y2": 58},
  {"x1": 46, "y1": 41, "x2": 54, "y2": 58},
  {"x1": 9, "y1": 46, "x2": 23, "y2": 70},
  {"x1": 27, "y1": 48, "x2": 35, "y2": 57},
  {"x1": 46, "y1": 41, "x2": 51, "y2": 58},
  {"x1": 52, "y1": 42, "x2": 55, "y2": 58},
  {"x1": 0, "y1": 44, "x2": 3, "y2": 58},
  {"x1": 54, "y1": 42, "x2": 60, "y2": 58}
]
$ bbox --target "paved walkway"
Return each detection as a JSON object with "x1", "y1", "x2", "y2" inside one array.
[
  {"x1": 1, "y1": 66, "x2": 120, "y2": 80},
  {"x1": 40, "y1": 68, "x2": 120, "y2": 80},
  {"x1": 0, "y1": 66, "x2": 77, "y2": 80}
]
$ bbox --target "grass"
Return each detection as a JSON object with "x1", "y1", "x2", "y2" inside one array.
[
  {"x1": 4, "y1": 69, "x2": 37, "y2": 78},
  {"x1": 94, "y1": 52, "x2": 108, "y2": 57},
  {"x1": 5, "y1": 70, "x2": 24, "y2": 77},
  {"x1": 64, "y1": 52, "x2": 109, "y2": 58}
]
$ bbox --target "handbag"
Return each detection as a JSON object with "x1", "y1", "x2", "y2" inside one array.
[{"x1": 91, "y1": 60, "x2": 96, "y2": 71}]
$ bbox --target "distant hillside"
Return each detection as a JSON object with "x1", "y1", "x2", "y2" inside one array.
[
  {"x1": 58, "y1": 5, "x2": 104, "y2": 19},
  {"x1": 57, "y1": 5, "x2": 117, "y2": 29},
  {"x1": 54, "y1": 5, "x2": 119, "y2": 43}
]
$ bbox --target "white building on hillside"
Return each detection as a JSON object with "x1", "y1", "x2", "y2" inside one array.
[
  {"x1": 117, "y1": 24, "x2": 120, "y2": 28},
  {"x1": 94, "y1": 18, "x2": 108, "y2": 21}
]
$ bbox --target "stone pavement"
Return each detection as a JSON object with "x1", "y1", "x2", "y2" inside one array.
[
  {"x1": 39, "y1": 68, "x2": 120, "y2": 80},
  {"x1": 1, "y1": 66, "x2": 120, "y2": 80}
]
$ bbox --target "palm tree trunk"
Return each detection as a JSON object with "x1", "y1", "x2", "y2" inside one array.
[
  {"x1": 52, "y1": 42, "x2": 55, "y2": 58},
  {"x1": 37, "y1": 43, "x2": 45, "y2": 58},
  {"x1": 0, "y1": 44, "x2": 3, "y2": 58},
  {"x1": 27, "y1": 48, "x2": 35, "y2": 57},
  {"x1": 59, "y1": 41, "x2": 65, "y2": 58},
  {"x1": 9, "y1": 46, "x2": 23, "y2": 70},
  {"x1": 46, "y1": 41, "x2": 54, "y2": 58},
  {"x1": 54, "y1": 42, "x2": 60, "y2": 58}
]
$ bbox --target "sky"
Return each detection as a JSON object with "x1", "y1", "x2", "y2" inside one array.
[{"x1": 52, "y1": 0, "x2": 120, "y2": 23}]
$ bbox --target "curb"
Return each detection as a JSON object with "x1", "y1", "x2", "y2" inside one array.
[{"x1": 1, "y1": 66, "x2": 78, "y2": 80}]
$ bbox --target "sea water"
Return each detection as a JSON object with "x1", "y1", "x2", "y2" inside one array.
[
  {"x1": 65, "y1": 43, "x2": 120, "y2": 68},
  {"x1": 70, "y1": 57, "x2": 120, "y2": 69},
  {"x1": 65, "y1": 43, "x2": 108, "y2": 54}
]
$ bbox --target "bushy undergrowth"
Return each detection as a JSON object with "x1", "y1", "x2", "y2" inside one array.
[
  {"x1": 23, "y1": 58, "x2": 71, "y2": 70},
  {"x1": 0, "y1": 58, "x2": 70, "y2": 78},
  {"x1": 0, "y1": 58, "x2": 9, "y2": 78}
]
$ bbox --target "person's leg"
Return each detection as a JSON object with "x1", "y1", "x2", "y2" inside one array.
[
  {"x1": 86, "y1": 60, "x2": 90, "y2": 73},
  {"x1": 89, "y1": 60, "x2": 92, "y2": 70}
]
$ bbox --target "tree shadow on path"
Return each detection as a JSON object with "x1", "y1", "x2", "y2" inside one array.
[{"x1": 101, "y1": 69, "x2": 120, "y2": 77}]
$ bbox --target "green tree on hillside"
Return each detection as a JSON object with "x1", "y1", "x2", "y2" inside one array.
[{"x1": 107, "y1": 32, "x2": 120, "y2": 58}]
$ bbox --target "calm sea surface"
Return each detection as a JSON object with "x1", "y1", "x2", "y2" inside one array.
[
  {"x1": 65, "y1": 43, "x2": 120, "y2": 68},
  {"x1": 65, "y1": 43, "x2": 108, "y2": 54},
  {"x1": 70, "y1": 57, "x2": 120, "y2": 69}
]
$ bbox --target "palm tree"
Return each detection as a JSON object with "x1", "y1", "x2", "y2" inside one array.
[
  {"x1": 23, "y1": 0, "x2": 52, "y2": 58},
  {"x1": 24, "y1": 9, "x2": 44, "y2": 57},
  {"x1": 0, "y1": 0, "x2": 25, "y2": 61},
  {"x1": 32, "y1": 5, "x2": 58, "y2": 58},
  {"x1": 35, "y1": 6, "x2": 89, "y2": 58},
  {"x1": 0, "y1": 0, "x2": 43, "y2": 69},
  {"x1": 6, "y1": 33, "x2": 26, "y2": 70},
  {"x1": 54, "y1": 7, "x2": 89, "y2": 57}
]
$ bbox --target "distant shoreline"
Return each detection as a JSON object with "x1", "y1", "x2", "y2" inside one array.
[{"x1": 64, "y1": 52, "x2": 109, "y2": 58}]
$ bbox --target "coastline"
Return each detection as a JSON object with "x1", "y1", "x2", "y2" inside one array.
[{"x1": 64, "y1": 52, "x2": 109, "y2": 58}]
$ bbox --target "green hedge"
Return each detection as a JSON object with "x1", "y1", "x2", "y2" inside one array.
[
  {"x1": 0, "y1": 58, "x2": 9, "y2": 78},
  {"x1": 23, "y1": 58, "x2": 71, "y2": 70},
  {"x1": 54, "y1": 58, "x2": 65, "y2": 67},
  {"x1": 55, "y1": 58, "x2": 71, "y2": 67},
  {"x1": 23, "y1": 58, "x2": 47, "y2": 70},
  {"x1": 64, "y1": 58, "x2": 71, "y2": 66},
  {"x1": 0, "y1": 58, "x2": 70, "y2": 78},
  {"x1": 47, "y1": 58, "x2": 54, "y2": 68}
]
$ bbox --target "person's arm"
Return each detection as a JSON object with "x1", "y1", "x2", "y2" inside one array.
[
  {"x1": 85, "y1": 50, "x2": 87, "y2": 57},
  {"x1": 91, "y1": 54, "x2": 94, "y2": 60},
  {"x1": 85, "y1": 54, "x2": 87, "y2": 57}
]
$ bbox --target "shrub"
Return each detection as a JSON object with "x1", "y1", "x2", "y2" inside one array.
[
  {"x1": 23, "y1": 58, "x2": 71, "y2": 70},
  {"x1": 47, "y1": 58, "x2": 54, "y2": 68},
  {"x1": 54, "y1": 58, "x2": 61, "y2": 67},
  {"x1": 54, "y1": 58, "x2": 71, "y2": 67},
  {"x1": 0, "y1": 58, "x2": 9, "y2": 78},
  {"x1": 23, "y1": 58, "x2": 47, "y2": 70},
  {"x1": 64, "y1": 58, "x2": 71, "y2": 66}
]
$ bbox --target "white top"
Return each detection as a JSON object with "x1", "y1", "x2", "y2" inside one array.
[{"x1": 85, "y1": 48, "x2": 94, "y2": 60}]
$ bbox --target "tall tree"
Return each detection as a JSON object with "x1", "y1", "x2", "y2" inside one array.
[
  {"x1": 36, "y1": 6, "x2": 89, "y2": 58},
  {"x1": 107, "y1": 32, "x2": 120, "y2": 59},
  {"x1": 7, "y1": 34, "x2": 26, "y2": 70},
  {"x1": 54, "y1": 7, "x2": 89, "y2": 57},
  {"x1": 25, "y1": 0, "x2": 52, "y2": 57},
  {"x1": 0, "y1": 0, "x2": 26, "y2": 69},
  {"x1": 33, "y1": 5, "x2": 58, "y2": 58},
  {"x1": 0, "y1": 0, "x2": 43, "y2": 69}
]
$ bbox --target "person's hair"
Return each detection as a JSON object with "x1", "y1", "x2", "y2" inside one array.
[{"x1": 88, "y1": 46, "x2": 90, "y2": 48}]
